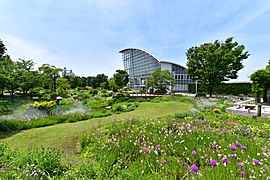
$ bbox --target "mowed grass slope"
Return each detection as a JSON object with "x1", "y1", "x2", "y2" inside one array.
[{"x1": 1, "y1": 101, "x2": 191, "y2": 163}]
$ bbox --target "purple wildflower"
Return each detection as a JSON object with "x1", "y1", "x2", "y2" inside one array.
[
  {"x1": 222, "y1": 157, "x2": 229, "y2": 164},
  {"x1": 241, "y1": 146, "x2": 247, "y2": 150},
  {"x1": 210, "y1": 159, "x2": 217, "y2": 167},
  {"x1": 241, "y1": 171, "x2": 246, "y2": 177},
  {"x1": 156, "y1": 144, "x2": 161, "y2": 149},
  {"x1": 212, "y1": 144, "x2": 218, "y2": 149},
  {"x1": 230, "y1": 145, "x2": 236, "y2": 151},
  {"x1": 163, "y1": 160, "x2": 167, "y2": 164},
  {"x1": 262, "y1": 152, "x2": 267, "y2": 156},
  {"x1": 190, "y1": 164, "x2": 199, "y2": 172},
  {"x1": 253, "y1": 159, "x2": 260, "y2": 166},
  {"x1": 236, "y1": 142, "x2": 241, "y2": 147},
  {"x1": 192, "y1": 151, "x2": 197, "y2": 156},
  {"x1": 231, "y1": 154, "x2": 237, "y2": 159},
  {"x1": 237, "y1": 162, "x2": 244, "y2": 168}
]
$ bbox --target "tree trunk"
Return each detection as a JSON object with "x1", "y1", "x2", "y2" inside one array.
[
  {"x1": 209, "y1": 83, "x2": 214, "y2": 97},
  {"x1": 255, "y1": 92, "x2": 261, "y2": 104},
  {"x1": 0, "y1": 86, "x2": 4, "y2": 97},
  {"x1": 263, "y1": 89, "x2": 267, "y2": 103},
  {"x1": 10, "y1": 90, "x2": 14, "y2": 101}
]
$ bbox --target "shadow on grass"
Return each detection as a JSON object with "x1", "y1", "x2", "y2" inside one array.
[{"x1": 0, "y1": 131, "x2": 19, "y2": 139}]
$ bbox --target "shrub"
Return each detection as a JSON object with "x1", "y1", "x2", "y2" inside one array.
[
  {"x1": 113, "y1": 92, "x2": 130, "y2": 103},
  {"x1": 33, "y1": 100, "x2": 56, "y2": 110},
  {"x1": 89, "y1": 89, "x2": 98, "y2": 96},
  {"x1": 56, "y1": 87, "x2": 68, "y2": 97},
  {"x1": 188, "y1": 82, "x2": 252, "y2": 96},
  {"x1": 175, "y1": 111, "x2": 192, "y2": 119},
  {"x1": 76, "y1": 90, "x2": 91, "y2": 100},
  {"x1": 112, "y1": 102, "x2": 138, "y2": 113},
  {"x1": 213, "y1": 108, "x2": 222, "y2": 113},
  {"x1": 91, "y1": 110, "x2": 111, "y2": 118},
  {"x1": 85, "y1": 98, "x2": 107, "y2": 108},
  {"x1": 149, "y1": 97, "x2": 161, "y2": 103},
  {"x1": 98, "y1": 90, "x2": 113, "y2": 97}
]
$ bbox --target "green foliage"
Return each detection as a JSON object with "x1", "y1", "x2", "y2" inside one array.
[
  {"x1": 113, "y1": 70, "x2": 129, "y2": 89},
  {"x1": 112, "y1": 92, "x2": 130, "y2": 103},
  {"x1": 112, "y1": 102, "x2": 138, "y2": 113},
  {"x1": 108, "y1": 78, "x2": 119, "y2": 92},
  {"x1": 213, "y1": 108, "x2": 222, "y2": 113},
  {"x1": 146, "y1": 70, "x2": 175, "y2": 94},
  {"x1": 38, "y1": 64, "x2": 62, "y2": 91},
  {"x1": 75, "y1": 90, "x2": 91, "y2": 100},
  {"x1": 87, "y1": 74, "x2": 108, "y2": 89},
  {"x1": 188, "y1": 82, "x2": 252, "y2": 96},
  {"x1": 175, "y1": 111, "x2": 192, "y2": 118},
  {"x1": 0, "y1": 112, "x2": 92, "y2": 131},
  {"x1": 98, "y1": 90, "x2": 113, "y2": 97},
  {"x1": 186, "y1": 37, "x2": 250, "y2": 97},
  {"x1": 56, "y1": 87, "x2": 68, "y2": 97},
  {"x1": 91, "y1": 110, "x2": 112, "y2": 118},
  {"x1": 161, "y1": 95, "x2": 195, "y2": 104},
  {"x1": 250, "y1": 69, "x2": 270, "y2": 102},
  {"x1": 0, "y1": 38, "x2": 6, "y2": 57},
  {"x1": 79, "y1": 117, "x2": 270, "y2": 179},
  {"x1": 59, "y1": 97, "x2": 76, "y2": 106},
  {"x1": 0, "y1": 144, "x2": 65, "y2": 178},
  {"x1": 85, "y1": 98, "x2": 107, "y2": 108},
  {"x1": 33, "y1": 100, "x2": 56, "y2": 110},
  {"x1": 89, "y1": 89, "x2": 99, "y2": 96},
  {"x1": 149, "y1": 97, "x2": 161, "y2": 103}
]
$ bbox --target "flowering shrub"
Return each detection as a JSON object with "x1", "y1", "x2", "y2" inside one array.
[
  {"x1": 79, "y1": 118, "x2": 270, "y2": 179},
  {"x1": 33, "y1": 100, "x2": 56, "y2": 110}
]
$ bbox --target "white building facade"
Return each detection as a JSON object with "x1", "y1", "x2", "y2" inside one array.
[{"x1": 119, "y1": 48, "x2": 194, "y2": 92}]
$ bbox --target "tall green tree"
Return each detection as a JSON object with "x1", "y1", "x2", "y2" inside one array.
[
  {"x1": 108, "y1": 78, "x2": 119, "y2": 92},
  {"x1": 186, "y1": 37, "x2": 249, "y2": 97},
  {"x1": 16, "y1": 59, "x2": 40, "y2": 95},
  {"x1": 0, "y1": 55, "x2": 13, "y2": 96},
  {"x1": 0, "y1": 39, "x2": 8, "y2": 96},
  {"x1": 250, "y1": 61, "x2": 270, "y2": 103},
  {"x1": 250, "y1": 70, "x2": 270, "y2": 103},
  {"x1": 38, "y1": 64, "x2": 62, "y2": 91},
  {"x1": 146, "y1": 70, "x2": 175, "y2": 94},
  {"x1": 70, "y1": 76, "x2": 82, "y2": 88},
  {"x1": 0, "y1": 39, "x2": 6, "y2": 57},
  {"x1": 113, "y1": 70, "x2": 129, "y2": 89},
  {"x1": 87, "y1": 76, "x2": 97, "y2": 88},
  {"x1": 265, "y1": 59, "x2": 270, "y2": 71},
  {"x1": 56, "y1": 77, "x2": 69, "y2": 97},
  {"x1": 96, "y1": 74, "x2": 108, "y2": 88},
  {"x1": 86, "y1": 74, "x2": 108, "y2": 88}
]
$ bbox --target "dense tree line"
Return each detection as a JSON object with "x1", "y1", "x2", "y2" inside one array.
[{"x1": 0, "y1": 39, "x2": 128, "y2": 99}]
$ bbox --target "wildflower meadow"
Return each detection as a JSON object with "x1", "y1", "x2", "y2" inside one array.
[{"x1": 1, "y1": 97, "x2": 270, "y2": 179}]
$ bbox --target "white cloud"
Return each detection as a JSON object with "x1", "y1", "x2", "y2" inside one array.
[{"x1": 1, "y1": 34, "x2": 64, "y2": 69}]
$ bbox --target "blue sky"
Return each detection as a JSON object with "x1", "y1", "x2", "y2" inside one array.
[{"x1": 1, "y1": 0, "x2": 270, "y2": 81}]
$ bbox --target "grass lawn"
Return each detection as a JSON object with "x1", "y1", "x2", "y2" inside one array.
[{"x1": 1, "y1": 101, "x2": 191, "y2": 164}]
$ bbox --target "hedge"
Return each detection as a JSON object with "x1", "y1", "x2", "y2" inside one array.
[{"x1": 188, "y1": 82, "x2": 252, "y2": 96}]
